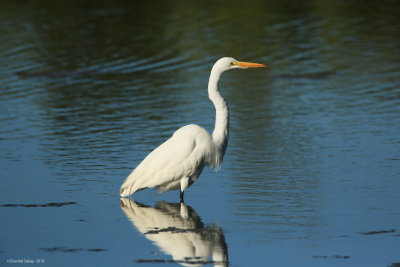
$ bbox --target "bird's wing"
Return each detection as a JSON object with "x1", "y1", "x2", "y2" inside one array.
[{"x1": 120, "y1": 125, "x2": 212, "y2": 196}]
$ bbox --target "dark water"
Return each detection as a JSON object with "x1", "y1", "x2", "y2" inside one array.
[{"x1": 1, "y1": 1, "x2": 400, "y2": 266}]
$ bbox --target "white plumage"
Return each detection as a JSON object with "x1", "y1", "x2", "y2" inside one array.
[
  {"x1": 120, "y1": 57, "x2": 266, "y2": 200},
  {"x1": 121, "y1": 124, "x2": 216, "y2": 194}
]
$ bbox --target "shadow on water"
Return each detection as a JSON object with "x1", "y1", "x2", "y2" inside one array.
[
  {"x1": 0, "y1": 202, "x2": 76, "y2": 207},
  {"x1": 40, "y1": 247, "x2": 107, "y2": 253},
  {"x1": 120, "y1": 198, "x2": 228, "y2": 267}
]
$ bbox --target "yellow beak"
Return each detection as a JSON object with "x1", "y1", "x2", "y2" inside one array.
[{"x1": 234, "y1": 61, "x2": 267, "y2": 68}]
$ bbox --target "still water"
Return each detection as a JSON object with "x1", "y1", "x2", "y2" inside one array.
[{"x1": 1, "y1": 1, "x2": 400, "y2": 266}]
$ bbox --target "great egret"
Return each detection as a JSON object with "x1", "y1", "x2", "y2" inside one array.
[{"x1": 120, "y1": 57, "x2": 266, "y2": 201}]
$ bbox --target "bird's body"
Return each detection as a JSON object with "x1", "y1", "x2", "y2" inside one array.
[
  {"x1": 121, "y1": 124, "x2": 215, "y2": 194},
  {"x1": 120, "y1": 57, "x2": 266, "y2": 201}
]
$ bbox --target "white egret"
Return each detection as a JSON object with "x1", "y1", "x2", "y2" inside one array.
[{"x1": 120, "y1": 57, "x2": 266, "y2": 201}]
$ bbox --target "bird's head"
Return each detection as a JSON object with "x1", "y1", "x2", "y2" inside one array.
[{"x1": 214, "y1": 57, "x2": 267, "y2": 72}]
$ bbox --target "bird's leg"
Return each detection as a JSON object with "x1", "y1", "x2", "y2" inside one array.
[
  {"x1": 180, "y1": 177, "x2": 189, "y2": 203},
  {"x1": 180, "y1": 190, "x2": 184, "y2": 203}
]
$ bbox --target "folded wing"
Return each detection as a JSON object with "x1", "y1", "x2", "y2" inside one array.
[{"x1": 120, "y1": 124, "x2": 214, "y2": 197}]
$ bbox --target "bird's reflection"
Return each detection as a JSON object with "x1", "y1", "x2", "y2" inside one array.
[{"x1": 120, "y1": 198, "x2": 228, "y2": 266}]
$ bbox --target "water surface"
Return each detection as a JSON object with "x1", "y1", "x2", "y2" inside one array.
[{"x1": 1, "y1": 1, "x2": 400, "y2": 266}]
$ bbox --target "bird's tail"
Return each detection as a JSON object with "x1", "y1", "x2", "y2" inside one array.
[
  {"x1": 120, "y1": 171, "x2": 148, "y2": 197},
  {"x1": 120, "y1": 175, "x2": 136, "y2": 197}
]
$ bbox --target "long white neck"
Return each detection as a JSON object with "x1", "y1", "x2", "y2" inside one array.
[{"x1": 208, "y1": 65, "x2": 229, "y2": 168}]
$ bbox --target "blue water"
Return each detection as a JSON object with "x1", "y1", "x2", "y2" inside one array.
[{"x1": 1, "y1": 1, "x2": 400, "y2": 266}]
